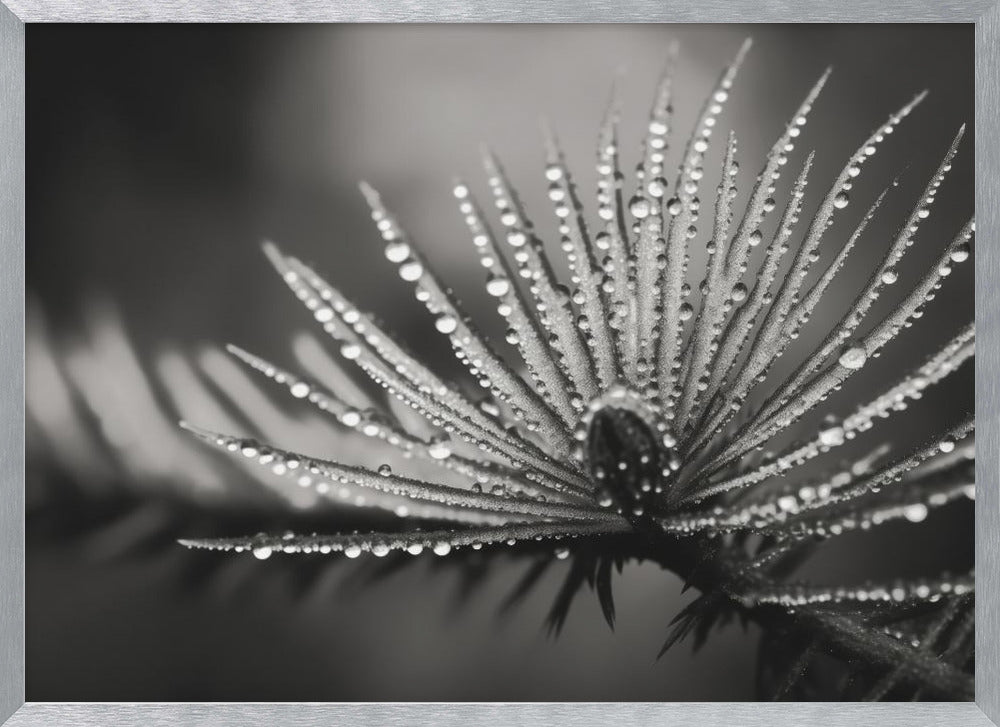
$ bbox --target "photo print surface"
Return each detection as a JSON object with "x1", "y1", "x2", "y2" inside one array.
[{"x1": 26, "y1": 23, "x2": 974, "y2": 701}]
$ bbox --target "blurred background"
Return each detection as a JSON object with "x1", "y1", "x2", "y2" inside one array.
[{"x1": 26, "y1": 24, "x2": 974, "y2": 700}]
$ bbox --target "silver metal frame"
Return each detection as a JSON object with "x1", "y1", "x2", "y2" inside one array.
[{"x1": 1, "y1": 3, "x2": 996, "y2": 725}]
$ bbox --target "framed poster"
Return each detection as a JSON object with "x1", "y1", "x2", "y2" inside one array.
[{"x1": 2, "y1": 3, "x2": 998, "y2": 725}]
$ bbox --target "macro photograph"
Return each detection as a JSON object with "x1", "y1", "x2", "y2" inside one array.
[{"x1": 22, "y1": 22, "x2": 975, "y2": 703}]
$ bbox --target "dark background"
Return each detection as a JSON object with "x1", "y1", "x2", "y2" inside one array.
[{"x1": 26, "y1": 24, "x2": 974, "y2": 700}]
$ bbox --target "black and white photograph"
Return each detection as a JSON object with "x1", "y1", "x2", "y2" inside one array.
[{"x1": 24, "y1": 22, "x2": 975, "y2": 702}]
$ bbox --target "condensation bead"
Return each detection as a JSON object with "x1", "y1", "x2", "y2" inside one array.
[
  {"x1": 819, "y1": 425, "x2": 845, "y2": 447},
  {"x1": 629, "y1": 196, "x2": 652, "y2": 219},
  {"x1": 252, "y1": 546, "x2": 273, "y2": 560},
  {"x1": 435, "y1": 315, "x2": 458, "y2": 334},
  {"x1": 399, "y1": 261, "x2": 424, "y2": 281},
  {"x1": 428, "y1": 437, "x2": 452, "y2": 460},
  {"x1": 838, "y1": 346, "x2": 867, "y2": 370},
  {"x1": 385, "y1": 241, "x2": 411, "y2": 263},
  {"x1": 486, "y1": 276, "x2": 511, "y2": 297}
]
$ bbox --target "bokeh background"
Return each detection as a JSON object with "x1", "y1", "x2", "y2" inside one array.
[{"x1": 26, "y1": 24, "x2": 974, "y2": 700}]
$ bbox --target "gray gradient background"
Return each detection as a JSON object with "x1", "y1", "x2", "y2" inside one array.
[{"x1": 25, "y1": 24, "x2": 974, "y2": 701}]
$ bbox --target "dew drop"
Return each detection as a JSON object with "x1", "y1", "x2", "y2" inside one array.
[
  {"x1": 399, "y1": 261, "x2": 424, "y2": 281},
  {"x1": 507, "y1": 231, "x2": 527, "y2": 247},
  {"x1": 486, "y1": 276, "x2": 511, "y2": 297},
  {"x1": 432, "y1": 541, "x2": 452, "y2": 556},
  {"x1": 833, "y1": 191, "x2": 850, "y2": 209},
  {"x1": 428, "y1": 436, "x2": 452, "y2": 460},
  {"x1": 385, "y1": 241, "x2": 411, "y2": 263},
  {"x1": 290, "y1": 381, "x2": 310, "y2": 399},
  {"x1": 939, "y1": 437, "x2": 956, "y2": 454},
  {"x1": 252, "y1": 546, "x2": 273, "y2": 560},
  {"x1": 881, "y1": 269, "x2": 898, "y2": 285},
  {"x1": 629, "y1": 196, "x2": 651, "y2": 219},
  {"x1": 435, "y1": 315, "x2": 458, "y2": 334},
  {"x1": 377, "y1": 463, "x2": 392, "y2": 477},
  {"x1": 778, "y1": 496, "x2": 797, "y2": 512},
  {"x1": 819, "y1": 425, "x2": 845, "y2": 447},
  {"x1": 838, "y1": 346, "x2": 867, "y2": 370},
  {"x1": 647, "y1": 177, "x2": 668, "y2": 198},
  {"x1": 344, "y1": 544, "x2": 362, "y2": 558}
]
